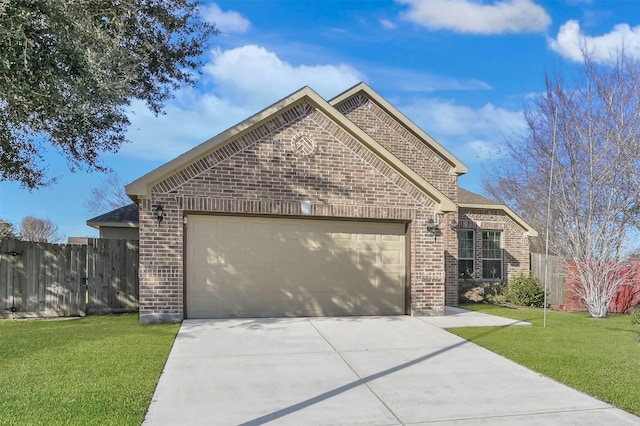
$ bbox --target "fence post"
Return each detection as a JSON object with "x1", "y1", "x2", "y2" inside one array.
[
  {"x1": 531, "y1": 252, "x2": 566, "y2": 307},
  {"x1": 0, "y1": 238, "x2": 138, "y2": 318}
]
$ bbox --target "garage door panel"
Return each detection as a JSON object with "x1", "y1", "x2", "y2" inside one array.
[
  {"x1": 247, "y1": 221, "x2": 281, "y2": 241},
  {"x1": 356, "y1": 233, "x2": 377, "y2": 241},
  {"x1": 191, "y1": 243, "x2": 228, "y2": 266},
  {"x1": 245, "y1": 242, "x2": 274, "y2": 265},
  {"x1": 356, "y1": 248, "x2": 379, "y2": 267},
  {"x1": 190, "y1": 218, "x2": 217, "y2": 236},
  {"x1": 219, "y1": 220, "x2": 246, "y2": 237},
  {"x1": 189, "y1": 268, "x2": 402, "y2": 315},
  {"x1": 382, "y1": 249, "x2": 402, "y2": 265},
  {"x1": 331, "y1": 232, "x2": 353, "y2": 242},
  {"x1": 186, "y1": 216, "x2": 406, "y2": 318}
]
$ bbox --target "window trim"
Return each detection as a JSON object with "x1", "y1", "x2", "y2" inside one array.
[
  {"x1": 481, "y1": 230, "x2": 503, "y2": 280},
  {"x1": 458, "y1": 229, "x2": 475, "y2": 279}
]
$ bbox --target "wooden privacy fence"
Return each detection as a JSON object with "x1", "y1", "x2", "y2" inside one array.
[
  {"x1": 531, "y1": 252, "x2": 566, "y2": 307},
  {"x1": 566, "y1": 259, "x2": 640, "y2": 314},
  {"x1": 0, "y1": 238, "x2": 139, "y2": 318}
]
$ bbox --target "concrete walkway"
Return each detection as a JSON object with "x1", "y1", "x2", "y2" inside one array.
[
  {"x1": 144, "y1": 309, "x2": 639, "y2": 425},
  {"x1": 419, "y1": 306, "x2": 533, "y2": 328}
]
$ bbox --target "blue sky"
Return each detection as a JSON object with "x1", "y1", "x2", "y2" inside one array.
[{"x1": 2, "y1": 0, "x2": 639, "y2": 239}]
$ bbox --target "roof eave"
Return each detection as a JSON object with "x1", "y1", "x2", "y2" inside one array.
[
  {"x1": 86, "y1": 221, "x2": 139, "y2": 229},
  {"x1": 459, "y1": 203, "x2": 538, "y2": 237},
  {"x1": 126, "y1": 87, "x2": 318, "y2": 199},
  {"x1": 306, "y1": 91, "x2": 457, "y2": 213},
  {"x1": 126, "y1": 84, "x2": 458, "y2": 213}
]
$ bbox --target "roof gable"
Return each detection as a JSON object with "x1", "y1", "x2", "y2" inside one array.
[
  {"x1": 126, "y1": 85, "x2": 457, "y2": 212},
  {"x1": 458, "y1": 188, "x2": 538, "y2": 237},
  {"x1": 330, "y1": 82, "x2": 468, "y2": 176}
]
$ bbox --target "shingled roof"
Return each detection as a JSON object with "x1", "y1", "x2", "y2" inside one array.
[
  {"x1": 458, "y1": 188, "x2": 537, "y2": 237},
  {"x1": 458, "y1": 188, "x2": 498, "y2": 205},
  {"x1": 86, "y1": 203, "x2": 139, "y2": 229}
]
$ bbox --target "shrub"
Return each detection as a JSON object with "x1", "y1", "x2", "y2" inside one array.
[
  {"x1": 503, "y1": 273, "x2": 547, "y2": 308},
  {"x1": 486, "y1": 293, "x2": 507, "y2": 305},
  {"x1": 631, "y1": 305, "x2": 640, "y2": 325}
]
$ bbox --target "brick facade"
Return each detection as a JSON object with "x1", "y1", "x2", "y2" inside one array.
[
  {"x1": 457, "y1": 208, "x2": 532, "y2": 284},
  {"x1": 130, "y1": 84, "x2": 534, "y2": 323},
  {"x1": 334, "y1": 95, "x2": 460, "y2": 307}
]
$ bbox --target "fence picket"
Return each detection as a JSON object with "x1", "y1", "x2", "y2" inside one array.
[
  {"x1": 531, "y1": 252, "x2": 566, "y2": 306},
  {"x1": 0, "y1": 239, "x2": 138, "y2": 318}
]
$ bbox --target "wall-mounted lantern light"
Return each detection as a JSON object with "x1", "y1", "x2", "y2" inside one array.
[
  {"x1": 450, "y1": 219, "x2": 459, "y2": 231},
  {"x1": 426, "y1": 218, "x2": 440, "y2": 234},
  {"x1": 155, "y1": 205, "x2": 165, "y2": 224}
]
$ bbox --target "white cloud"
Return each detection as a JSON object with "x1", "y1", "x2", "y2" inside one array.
[
  {"x1": 380, "y1": 19, "x2": 396, "y2": 29},
  {"x1": 398, "y1": 0, "x2": 551, "y2": 34},
  {"x1": 121, "y1": 94, "x2": 252, "y2": 161},
  {"x1": 548, "y1": 20, "x2": 640, "y2": 63},
  {"x1": 201, "y1": 3, "x2": 250, "y2": 34},
  {"x1": 117, "y1": 44, "x2": 516, "y2": 167},
  {"x1": 399, "y1": 98, "x2": 525, "y2": 163},
  {"x1": 204, "y1": 45, "x2": 364, "y2": 103},
  {"x1": 120, "y1": 45, "x2": 363, "y2": 161}
]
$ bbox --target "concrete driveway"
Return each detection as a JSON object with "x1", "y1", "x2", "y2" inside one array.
[{"x1": 143, "y1": 311, "x2": 638, "y2": 425}]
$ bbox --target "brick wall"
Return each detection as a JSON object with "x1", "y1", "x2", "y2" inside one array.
[
  {"x1": 335, "y1": 94, "x2": 460, "y2": 306},
  {"x1": 138, "y1": 197, "x2": 183, "y2": 322},
  {"x1": 335, "y1": 95, "x2": 458, "y2": 200},
  {"x1": 457, "y1": 208, "x2": 531, "y2": 286},
  {"x1": 139, "y1": 99, "x2": 460, "y2": 322}
]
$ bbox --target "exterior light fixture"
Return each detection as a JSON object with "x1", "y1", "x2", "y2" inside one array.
[
  {"x1": 155, "y1": 205, "x2": 165, "y2": 224},
  {"x1": 426, "y1": 218, "x2": 439, "y2": 234},
  {"x1": 450, "y1": 219, "x2": 458, "y2": 231}
]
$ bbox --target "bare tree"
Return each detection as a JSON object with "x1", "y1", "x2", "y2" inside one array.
[
  {"x1": 485, "y1": 51, "x2": 640, "y2": 318},
  {"x1": 19, "y1": 216, "x2": 63, "y2": 243},
  {"x1": 86, "y1": 174, "x2": 131, "y2": 215}
]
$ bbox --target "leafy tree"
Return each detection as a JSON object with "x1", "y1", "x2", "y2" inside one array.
[
  {"x1": 485, "y1": 52, "x2": 640, "y2": 318},
  {"x1": 0, "y1": 219, "x2": 16, "y2": 241},
  {"x1": 86, "y1": 174, "x2": 131, "y2": 215},
  {"x1": 0, "y1": 0, "x2": 216, "y2": 189},
  {"x1": 19, "y1": 216, "x2": 63, "y2": 243}
]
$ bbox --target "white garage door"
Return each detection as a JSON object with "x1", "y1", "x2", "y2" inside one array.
[{"x1": 186, "y1": 215, "x2": 406, "y2": 318}]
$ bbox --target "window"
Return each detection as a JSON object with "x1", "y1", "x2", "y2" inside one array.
[
  {"x1": 458, "y1": 230, "x2": 475, "y2": 279},
  {"x1": 482, "y1": 231, "x2": 502, "y2": 280}
]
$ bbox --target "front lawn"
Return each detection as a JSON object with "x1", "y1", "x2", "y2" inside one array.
[
  {"x1": 0, "y1": 314, "x2": 180, "y2": 425},
  {"x1": 450, "y1": 304, "x2": 640, "y2": 416}
]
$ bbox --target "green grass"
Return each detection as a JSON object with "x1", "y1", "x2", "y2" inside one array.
[
  {"x1": 0, "y1": 314, "x2": 180, "y2": 426},
  {"x1": 450, "y1": 304, "x2": 640, "y2": 416}
]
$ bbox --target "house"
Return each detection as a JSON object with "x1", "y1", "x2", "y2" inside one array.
[
  {"x1": 125, "y1": 82, "x2": 537, "y2": 323},
  {"x1": 86, "y1": 203, "x2": 139, "y2": 239},
  {"x1": 457, "y1": 189, "x2": 536, "y2": 282}
]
